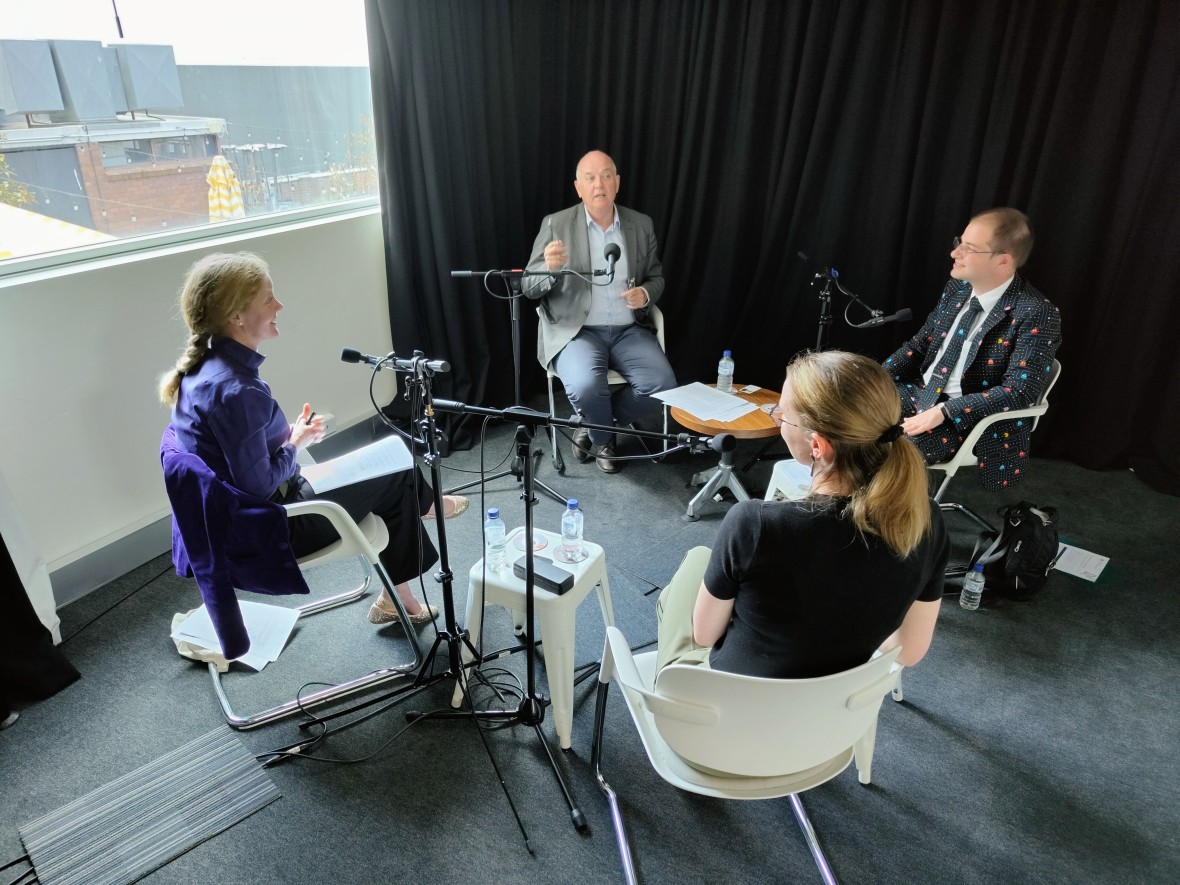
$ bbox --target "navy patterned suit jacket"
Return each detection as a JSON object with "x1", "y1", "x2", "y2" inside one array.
[{"x1": 884, "y1": 274, "x2": 1062, "y2": 490}]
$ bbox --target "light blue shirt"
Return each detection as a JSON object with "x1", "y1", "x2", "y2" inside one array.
[{"x1": 583, "y1": 207, "x2": 633, "y2": 326}]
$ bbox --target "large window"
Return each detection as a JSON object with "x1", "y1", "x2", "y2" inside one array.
[{"x1": 0, "y1": 0, "x2": 375, "y2": 265}]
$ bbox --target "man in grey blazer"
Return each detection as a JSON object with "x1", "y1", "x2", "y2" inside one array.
[{"x1": 524, "y1": 150, "x2": 676, "y2": 473}]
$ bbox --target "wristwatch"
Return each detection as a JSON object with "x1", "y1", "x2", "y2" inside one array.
[{"x1": 938, "y1": 403, "x2": 951, "y2": 423}]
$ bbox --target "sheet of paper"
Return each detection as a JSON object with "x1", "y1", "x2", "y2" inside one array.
[
  {"x1": 652, "y1": 382, "x2": 759, "y2": 421},
  {"x1": 299, "y1": 434, "x2": 413, "y2": 493},
  {"x1": 171, "y1": 601, "x2": 300, "y2": 671},
  {"x1": 1050, "y1": 543, "x2": 1109, "y2": 582}
]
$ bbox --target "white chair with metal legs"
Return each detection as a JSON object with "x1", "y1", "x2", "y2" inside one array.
[
  {"x1": 544, "y1": 305, "x2": 666, "y2": 472},
  {"x1": 591, "y1": 625, "x2": 903, "y2": 884},
  {"x1": 161, "y1": 430, "x2": 424, "y2": 730},
  {"x1": 927, "y1": 359, "x2": 1062, "y2": 533},
  {"x1": 889, "y1": 360, "x2": 1061, "y2": 706},
  {"x1": 206, "y1": 497, "x2": 425, "y2": 729}
]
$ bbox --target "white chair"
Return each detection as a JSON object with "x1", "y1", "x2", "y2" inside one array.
[
  {"x1": 162, "y1": 428, "x2": 424, "y2": 730},
  {"x1": 452, "y1": 526, "x2": 615, "y2": 749},
  {"x1": 591, "y1": 625, "x2": 903, "y2": 884},
  {"x1": 764, "y1": 457, "x2": 812, "y2": 502},
  {"x1": 207, "y1": 498, "x2": 426, "y2": 730},
  {"x1": 544, "y1": 305, "x2": 666, "y2": 472},
  {"x1": 928, "y1": 359, "x2": 1062, "y2": 532}
]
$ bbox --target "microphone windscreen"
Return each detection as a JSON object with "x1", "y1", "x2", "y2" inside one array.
[
  {"x1": 709, "y1": 433, "x2": 736, "y2": 454},
  {"x1": 604, "y1": 243, "x2": 621, "y2": 261},
  {"x1": 895, "y1": 308, "x2": 913, "y2": 323},
  {"x1": 340, "y1": 347, "x2": 362, "y2": 363}
]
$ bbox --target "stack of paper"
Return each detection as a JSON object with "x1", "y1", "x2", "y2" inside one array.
[
  {"x1": 299, "y1": 435, "x2": 413, "y2": 493},
  {"x1": 171, "y1": 601, "x2": 300, "y2": 671},
  {"x1": 653, "y1": 382, "x2": 759, "y2": 422}
]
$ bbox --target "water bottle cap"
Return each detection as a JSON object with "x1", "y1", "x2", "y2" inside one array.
[
  {"x1": 566, "y1": 498, "x2": 579, "y2": 509},
  {"x1": 973, "y1": 563, "x2": 985, "y2": 573},
  {"x1": 487, "y1": 507, "x2": 500, "y2": 519},
  {"x1": 723, "y1": 350, "x2": 732, "y2": 357}
]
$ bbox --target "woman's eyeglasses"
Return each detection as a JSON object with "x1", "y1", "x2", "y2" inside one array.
[{"x1": 763, "y1": 404, "x2": 808, "y2": 431}]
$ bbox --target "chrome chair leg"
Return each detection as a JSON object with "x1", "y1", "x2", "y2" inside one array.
[
  {"x1": 789, "y1": 793, "x2": 838, "y2": 885},
  {"x1": 591, "y1": 678, "x2": 639, "y2": 885}
]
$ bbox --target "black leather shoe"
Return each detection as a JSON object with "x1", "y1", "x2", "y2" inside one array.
[
  {"x1": 596, "y1": 442, "x2": 620, "y2": 474},
  {"x1": 571, "y1": 427, "x2": 593, "y2": 463}
]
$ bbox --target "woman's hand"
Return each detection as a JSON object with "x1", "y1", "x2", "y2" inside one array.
[{"x1": 289, "y1": 402, "x2": 326, "y2": 450}]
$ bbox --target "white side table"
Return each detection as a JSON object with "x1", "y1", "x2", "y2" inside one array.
[{"x1": 452, "y1": 526, "x2": 614, "y2": 749}]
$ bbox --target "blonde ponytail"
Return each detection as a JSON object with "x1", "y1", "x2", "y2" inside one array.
[{"x1": 787, "y1": 351, "x2": 931, "y2": 557}]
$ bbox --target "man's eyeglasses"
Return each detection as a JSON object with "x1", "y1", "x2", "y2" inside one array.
[
  {"x1": 952, "y1": 237, "x2": 1006, "y2": 255},
  {"x1": 764, "y1": 404, "x2": 808, "y2": 431}
]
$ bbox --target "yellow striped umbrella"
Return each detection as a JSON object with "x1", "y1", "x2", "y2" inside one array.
[
  {"x1": 0, "y1": 203, "x2": 113, "y2": 260},
  {"x1": 207, "y1": 156, "x2": 245, "y2": 222}
]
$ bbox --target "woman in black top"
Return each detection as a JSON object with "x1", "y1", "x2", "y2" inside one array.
[{"x1": 656, "y1": 351, "x2": 948, "y2": 677}]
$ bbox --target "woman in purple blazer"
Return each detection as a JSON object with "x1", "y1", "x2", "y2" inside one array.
[{"x1": 159, "y1": 252, "x2": 468, "y2": 626}]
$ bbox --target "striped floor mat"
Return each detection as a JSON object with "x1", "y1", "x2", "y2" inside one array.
[{"x1": 19, "y1": 726, "x2": 279, "y2": 885}]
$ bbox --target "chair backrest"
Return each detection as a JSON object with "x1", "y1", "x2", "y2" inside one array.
[
  {"x1": 641, "y1": 643, "x2": 902, "y2": 778},
  {"x1": 930, "y1": 358, "x2": 1062, "y2": 488}
]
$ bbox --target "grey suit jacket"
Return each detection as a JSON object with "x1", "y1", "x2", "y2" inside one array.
[{"x1": 523, "y1": 204, "x2": 665, "y2": 369}]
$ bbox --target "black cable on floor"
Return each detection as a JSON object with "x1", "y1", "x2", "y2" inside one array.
[{"x1": 0, "y1": 855, "x2": 30, "y2": 874}]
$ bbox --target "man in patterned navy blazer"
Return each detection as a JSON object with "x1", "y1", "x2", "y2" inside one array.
[{"x1": 884, "y1": 208, "x2": 1062, "y2": 490}]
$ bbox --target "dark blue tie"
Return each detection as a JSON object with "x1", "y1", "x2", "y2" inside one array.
[{"x1": 918, "y1": 296, "x2": 983, "y2": 411}]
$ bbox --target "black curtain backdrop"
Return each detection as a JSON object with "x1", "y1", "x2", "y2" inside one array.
[{"x1": 365, "y1": 0, "x2": 1180, "y2": 491}]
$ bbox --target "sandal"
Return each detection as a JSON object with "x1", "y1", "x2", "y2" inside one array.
[
  {"x1": 367, "y1": 599, "x2": 438, "y2": 625},
  {"x1": 424, "y1": 495, "x2": 470, "y2": 520}
]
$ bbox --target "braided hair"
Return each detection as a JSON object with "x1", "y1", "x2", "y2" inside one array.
[{"x1": 158, "y1": 252, "x2": 270, "y2": 406}]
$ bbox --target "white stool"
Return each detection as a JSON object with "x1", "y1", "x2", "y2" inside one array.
[
  {"x1": 764, "y1": 458, "x2": 812, "y2": 501},
  {"x1": 452, "y1": 526, "x2": 615, "y2": 749}
]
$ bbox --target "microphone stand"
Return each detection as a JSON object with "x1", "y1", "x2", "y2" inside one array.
[
  {"x1": 291, "y1": 359, "x2": 594, "y2": 838},
  {"x1": 744, "y1": 262, "x2": 894, "y2": 471},
  {"x1": 813, "y1": 267, "x2": 835, "y2": 352},
  {"x1": 447, "y1": 268, "x2": 574, "y2": 506},
  {"x1": 286, "y1": 375, "x2": 725, "y2": 839}
]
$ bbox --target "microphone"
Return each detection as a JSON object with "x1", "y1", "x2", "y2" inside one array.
[
  {"x1": 855, "y1": 308, "x2": 913, "y2": 329},
  {"x1": 708, "y1": 432, "x2": 736, "y2": 454},
  {"x1": 341, "y1": 348, "x2": 451, "y2": 374},
  {"x1": 603, "y1": 243, "x2": 621, "y2": 281},
  {"x1": 341, "y1": 347, "x2": 389, "y2": 369},
  {"x1": 431, "y1": 398, "x2": 467, "y2": 414},
  {"x1": 676, "y1": 432, "x2": 736, "y2": 454}
]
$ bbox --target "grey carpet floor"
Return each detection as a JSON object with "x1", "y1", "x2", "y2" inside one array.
[{"x1": 3, "y1": 413, "x2": 1178, "y2": 884}]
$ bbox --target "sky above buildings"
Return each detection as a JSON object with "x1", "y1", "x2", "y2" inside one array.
[{"x1": 2, "y1": 0, "x2": 370, "y2": 66}]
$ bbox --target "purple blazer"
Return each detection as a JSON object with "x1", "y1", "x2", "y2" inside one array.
[{"x1": 161, "y1": 425, "x2": 308, "y2": 660}]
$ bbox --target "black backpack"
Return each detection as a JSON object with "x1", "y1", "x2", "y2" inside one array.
[{"x1": 970, "y1": 502, "x2": 1060, "y2": 600}]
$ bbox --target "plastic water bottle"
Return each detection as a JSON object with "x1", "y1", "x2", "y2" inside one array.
[
  {"x1": 960, "y1": 563, "x2": 985, "y2": 611},
  {"x1": 716, "y1": 350, "x2": 735, "y2": 393},
  {"x1": 484, "y1": 507, "x2": 507, "y2": 572},
  {"x1": 561, "y1": 499, "x2": 586, "y2": 562}
]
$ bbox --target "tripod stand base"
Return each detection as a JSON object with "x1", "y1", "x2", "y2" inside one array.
[
  {"x1": 446, "y1": 448, "x2": 568, "y2": 506},
  {"x1": 683, "y1": 450, "x2": 751, "y2": 521}
]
